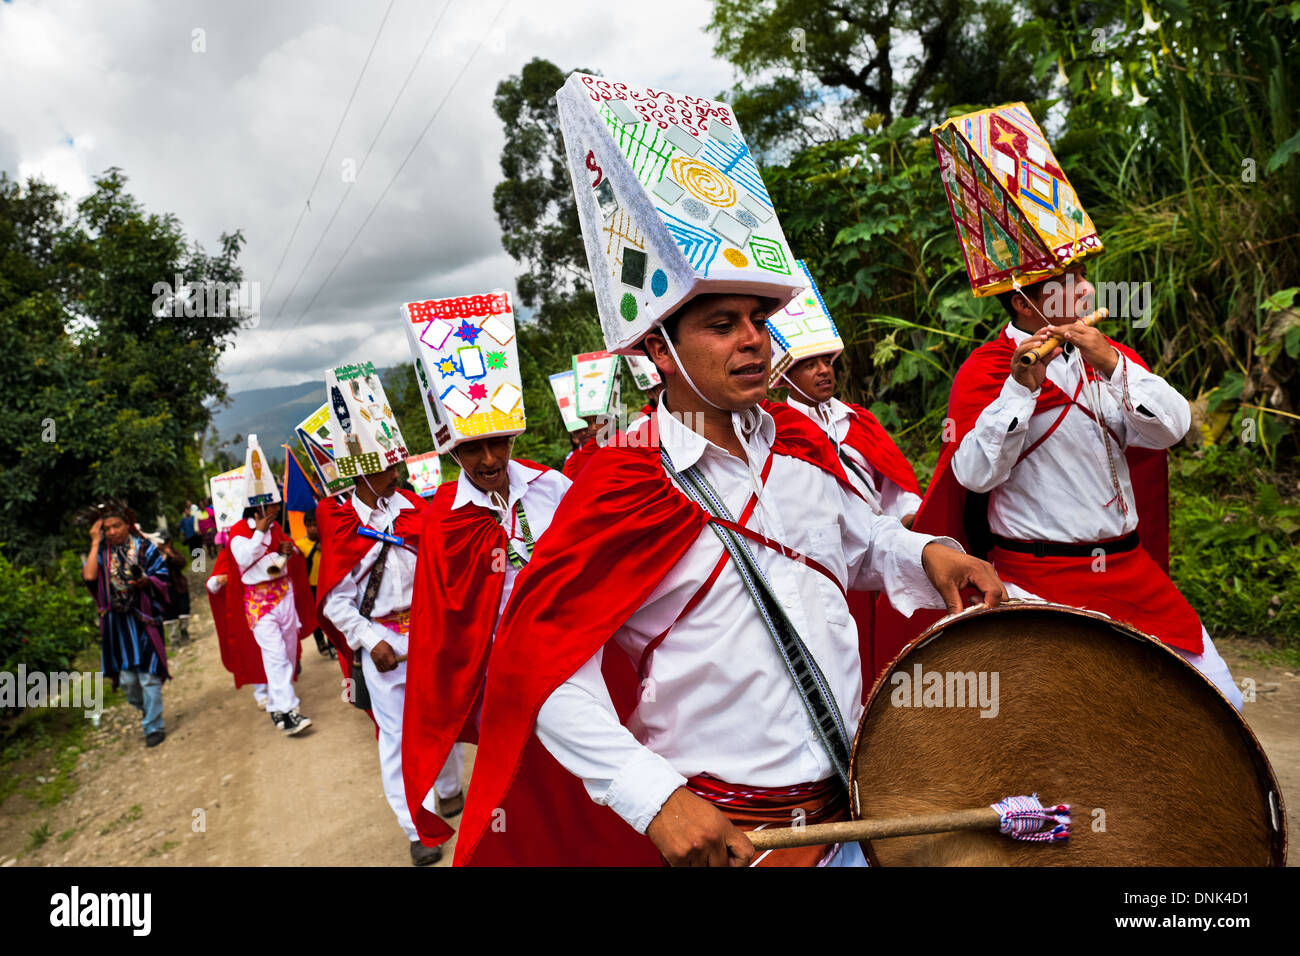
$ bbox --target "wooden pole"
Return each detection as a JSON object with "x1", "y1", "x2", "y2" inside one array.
[
  {"x1": 1017, "y1": 308, "x2": 1109, "y2": 366},
  {"x1": 746, "y1": 807, "x2": 1003, "y2": 851}
]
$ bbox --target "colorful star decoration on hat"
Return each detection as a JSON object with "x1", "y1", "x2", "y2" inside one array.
[
  {"x1": 486, "y1": 350, "x2": 507, "y2": 370},
  {"x1": 467, "y1": 382, "x2": 488, "y2": 401},
  {"x1": 454, "y1": 320, "x2": 481, "y2": 344},
  {"x1": 437, "y1": 357, "x2": 459, "y2": 378}
]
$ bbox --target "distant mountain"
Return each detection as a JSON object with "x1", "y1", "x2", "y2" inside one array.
[{"x1": 206, "y1": 380, "x2": 322, "y2": 457}]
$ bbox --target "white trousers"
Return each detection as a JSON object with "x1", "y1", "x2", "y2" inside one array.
[
  {"x1": 362, "y1": 633, "x2": 465, "y2": 840},
  {"x1": 250, "y1": 589, "x2": 300, "y2": 714},
  {"x1": 252, "y1": 683, "x2": 268, "y2": 705},
  {"x1": 1004, "y1": 584, "x2": 1243, "y2": 711}
]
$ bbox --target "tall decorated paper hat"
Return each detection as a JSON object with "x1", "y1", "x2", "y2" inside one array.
[
  {"x1": 548, "y1": 370, "x2": 586, "y2": 433},
  {"x1": 624, "y1": 353, "x2": 662, "y2": 392},
  {"x1": 766, "y1": 259, "x2": 842, "y2": 388},
  {"x1": 404, "y1": 451, "x2": 442, "y2": 497},
  {"x1": 932, "y1": 103, "x2": 1102, "y2": 297},
  {"x1": 242, "y1": 434, "x2": 282, "y2": 508},
  {"x1": 403, "y1": 290, "x2": 525, "y2": 454},
  {"x1": 324, "y1": 361, "x2": 410, "y2": 478},
  {"x1": 572, "y1": 350, "x2": 622, "y2": 418},
  {"x1": 209, "y1": 465, "x2": 246, "y2": 533},
  {"x1": 556, "y1": 72, "x2": 805, "y2": 354},
  {"x1": 295, "y1": 403, "x2": 354, "y2": 497}
]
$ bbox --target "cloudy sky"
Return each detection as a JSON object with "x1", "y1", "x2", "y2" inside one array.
[{"x1": 0, "y1": 0, "x2": 736, "y2": 392}]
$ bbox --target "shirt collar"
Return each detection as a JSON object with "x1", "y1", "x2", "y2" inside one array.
[
  {"x1": 1004, "y1": 321, "x2": 1033, "y2": 345},
  {"x1": 655, "y1": 396, "x2": 775, "y2": 473},
  {"x1": 452, "y1": 459, "x2": 541, "y2": 515},
  {"x1": 786, "y1": 395, "x2": 849, "y2": 429},
  {"x1": 351, "y1": 489, "x2": 411, "y2": 528}
]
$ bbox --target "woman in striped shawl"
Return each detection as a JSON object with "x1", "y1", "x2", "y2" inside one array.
[{"x1": 81, "y1": 499, "x2": 171, "y2": 747}]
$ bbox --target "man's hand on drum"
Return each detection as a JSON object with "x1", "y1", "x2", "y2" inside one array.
[
  {"x1": 921, "y1": 543, "x2": 1008, "y2": 615},
  {"x1": 646, "y1": 786, "x2": 754, "y2": 867}
]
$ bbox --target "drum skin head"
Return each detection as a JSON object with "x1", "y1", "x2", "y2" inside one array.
[{"x1": 853, "y1": 603, "x2": 1287, "y2": 866}]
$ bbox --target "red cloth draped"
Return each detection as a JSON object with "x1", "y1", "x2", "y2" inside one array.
[
  {"x1": 207, "y1": 520, "x2": 317, "y2": 687},
  {"x1": 453, "y1": 401, "x2": 861, "y2": 866},
  {"x1": 990, "y1": 544, "x2": 1202, "y2": 652},
  {"x1": 400, "y1": 480, "x2": 507, "y2": 846},
  {"x1": 561, "y1": 434, "x2": 604, "y2": 480},
  {"x1": 841, "y1": 402, "x2": 922, "y2": 497},
  {"x1": 873, "y1": 331, "x2": 1176, "y2": 678}
]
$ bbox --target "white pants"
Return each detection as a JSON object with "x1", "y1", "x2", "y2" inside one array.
[
  {"x1": 252, "y1": 683, "x2": 268, "y2": 706},
  {"x1": 1004, "y1": 584, "x2": 1244, "y2": 711},
  {"x1": 250, "y1": 589, "x2": 300, "y2": 714}
]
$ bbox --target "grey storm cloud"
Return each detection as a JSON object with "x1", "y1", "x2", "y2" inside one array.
[{"x1": 0, "y1": 0, "x2": 735, "y2": 392}]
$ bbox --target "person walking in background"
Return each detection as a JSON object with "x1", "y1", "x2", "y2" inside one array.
[
  {"x1": 197, "y1": 498, "x2": 218, "y2": 558},
  {"x1": 80, "y1": 499, "x2": 171, "y2": 748}
]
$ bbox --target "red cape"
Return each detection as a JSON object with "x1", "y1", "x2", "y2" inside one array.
[
  {"x1": 453, "y1": 401, "x2": 862, "y2": 866},
  {"x1": 561, "y1": 434, "x2": 608, "y2": 480},
  {"x1": 841, "y1": 401, "x2": 922, "y2": 497},
  {"x1": 207, "y1": 521, "x2": 317, "y2": 687},
  {"x1": 872, "y1": 329, "x2": 1172, "y2": 679},
  {"x1": 402, "y1": 460, "x2": 557, "y2": 846},
  {"x1": 314, "y1": 489, "x2": 428, "y2": 685}
]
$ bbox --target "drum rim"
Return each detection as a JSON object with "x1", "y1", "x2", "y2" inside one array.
[{"x1": 851, "y1": 600, "x2": 1288, "y2": 867}]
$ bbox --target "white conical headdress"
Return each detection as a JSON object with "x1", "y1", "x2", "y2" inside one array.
[
  {"x1": 624, "y1": 353, "x2": 662, "y2": 392},
  {"x1": 323, "y1": 361, "x2": 409, "y2": 478},
  {"x1": 403, "y1": 290, "x2": 525, "y2": 453},
  {"x1": 242, "y1": 434, "x2": 281, "y2": 508},
  {"x1": 294, "y1": 402, "x2": 355, "y2": 497},
  {"x1": 548, "y1": 370, "x2": 586, "y2": 432},
  {"x1": 767, "y1": 260, "x2": 843, "y2": 387},
  {"x1": 572, "y1": 350, "x2": 622, "y2": 418},
  {"x1": 556, "y1": 72, "x2": 805, "y2": 354}
]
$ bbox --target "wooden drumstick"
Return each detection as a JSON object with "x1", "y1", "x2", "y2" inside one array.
[
  {"x1": 747, "y1": 807, "x2": 1003, "y2": 851},
  {"x1": 1017, "y1": 307, "x2": 1109, "y2": 366}
]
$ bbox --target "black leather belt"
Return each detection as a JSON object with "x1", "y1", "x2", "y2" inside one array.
[{"x1": 990, "y1": 530, "x2": 1140, "y2": 558}]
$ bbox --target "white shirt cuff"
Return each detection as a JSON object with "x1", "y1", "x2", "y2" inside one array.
[
  {"x1": 1000, "y1": 375, "x2": 1040, "y2": 402},
  {"x1": 603, "y1": 748, "x2": 688, "y2": 835}
]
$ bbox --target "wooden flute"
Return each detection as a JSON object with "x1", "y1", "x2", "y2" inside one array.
[{"x1": 1017, "y1": 307, "x2": 1109, "y2": 366}]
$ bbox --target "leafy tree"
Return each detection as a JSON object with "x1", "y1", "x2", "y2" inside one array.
[
  {"x1": 493, "y1": 57, "x2": 599, "y2": 325},
  {"x1": 710, "y1": 0, "x2": 1046, "y2": 155},
  {"x1": 0, "y1": 168, "x2": 247, "y2": 562}
]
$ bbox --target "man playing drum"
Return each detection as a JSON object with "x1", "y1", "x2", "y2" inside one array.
[
  {"x1": 450, "y1": 74, "x2": 1007, "y2": 867},
  {"x1": 876, "y1": 104, "x2": 1241, "y2": 709}
]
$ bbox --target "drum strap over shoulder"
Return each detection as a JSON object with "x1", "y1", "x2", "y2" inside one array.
[{"x1": 661, "y1": 450, "x2": 854, "y2": 789}]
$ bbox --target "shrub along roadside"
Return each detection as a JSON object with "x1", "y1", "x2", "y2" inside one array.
[
  {"x1": 0, "y1": 550, "x2": 97, "y2": 681},
  {"x1": 1168, "y1": 445, "x2": 1300, "y2": 649}
]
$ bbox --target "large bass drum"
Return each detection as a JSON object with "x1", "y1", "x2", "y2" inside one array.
[{"x1": 852, "y1": 602, "x2": 1286, "y2": 866}]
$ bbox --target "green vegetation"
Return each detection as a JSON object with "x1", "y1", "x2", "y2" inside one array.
[{"x1": 0, "y1": 168, "x2": 247, "y2": 565}]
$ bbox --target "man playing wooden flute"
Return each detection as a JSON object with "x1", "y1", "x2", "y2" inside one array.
[
  {"x1": 875, "y1": 103, "x2": 1241, "y2": 709},
  {"x1": 450, "y1": 73, "x2": 1007, "y2": 868}
]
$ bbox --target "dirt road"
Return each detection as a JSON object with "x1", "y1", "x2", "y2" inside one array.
[
  {"x1": 0, "y1": 578, "x2": 471, "y2": 867},
  {"x1": 0, "y1": 577, "x2": 1295, "y2": 867}
]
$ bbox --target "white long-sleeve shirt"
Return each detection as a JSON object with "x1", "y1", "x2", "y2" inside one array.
[
  {"x1": 786, "y1": 395, "x2": 923, "y2": 520},
  {"x1": 322, "y1": 493, "x2": 420, "y2": 653},
  {"x1": 450, "y1": 459, "x2": 571, "y2": 621},
  {"x1": 951, "y1": 323, "x2": 1190, "y2": 543},
  {"x1": 533, "y1": 401, "x2": 960, "y2": 834},
  {"x1": 229, "y1": 519, "x2": 288, "y2": 585}
]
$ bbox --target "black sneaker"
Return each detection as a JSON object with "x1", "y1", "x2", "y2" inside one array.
[
  {"x1": 269, "y1": 711, "x2": 287, "y2": 731},
  {"x1": 281, "y1": 710, "x2": 312, "y2": 736},
  {"x1": 145, "y1": 731, "x2": 166, "y2": 748}
]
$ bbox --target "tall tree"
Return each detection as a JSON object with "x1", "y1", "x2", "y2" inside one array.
[
  {"x1": 492, "y1": 57, "x2": 599, "y2": 324},
  {"x1": 0, "y1": 168, "x2": 247, "y2": 562},
  {"x1": 710, "y1": 0, "x2": 1046, "y2": 156}
]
